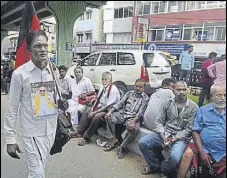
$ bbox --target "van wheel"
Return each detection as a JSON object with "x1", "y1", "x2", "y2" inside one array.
[{"x1": 115, "y1": 83, "x2": 127, "y2": 98}]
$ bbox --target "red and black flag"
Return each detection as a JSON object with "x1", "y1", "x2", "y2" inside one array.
[{"x1": 15, "y1": 1, "x2": 40, "y2": 69}]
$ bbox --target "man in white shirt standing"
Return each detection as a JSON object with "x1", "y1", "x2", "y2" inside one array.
[
  {"x1": 4, "y1": 30, "x2": 68, "y2": 178},
  {"x1": 66, "y1": 66, "x2": 96, "y2": 127}
]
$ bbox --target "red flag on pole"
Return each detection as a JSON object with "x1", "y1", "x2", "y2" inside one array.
[{"x1": 15, "y1": 1, "x2": 40, "y2": 69}]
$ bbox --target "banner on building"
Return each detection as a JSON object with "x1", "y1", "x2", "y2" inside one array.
[
  {"x1": 165, "y1": 29, "x2": 181, "y2": 40},
  {"x1": 135, "y1": 17, "x2": 150, "y2": 42},
  {"x1": 145, "y1": 43, "x2": 188, "y2": 55}
]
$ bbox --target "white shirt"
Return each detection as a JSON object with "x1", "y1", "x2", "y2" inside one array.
[
  {"x1": 59, "y1": 75, "x2": 71, "y2": 95},
  {"x1": 143, "y1": 88, "x2": 174, "y2": 130},
  {"x1": 69, "y1": 76, "x2": 95, "y2": 102},
  {"x1": 98, "y1": 84, "x2": 120, "y2": 107},
  {"x1": 4, "y1": 60, "x2": 59, "y2": 144}
]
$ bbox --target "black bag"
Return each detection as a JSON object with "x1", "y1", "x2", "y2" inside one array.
[{"x1": 50, "y1": 113, "x2": 72, "y2": 155}]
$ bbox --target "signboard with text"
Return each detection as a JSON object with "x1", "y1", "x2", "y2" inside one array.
[
  {"x1": 135, "y1": 17, "x2": 150, "y2": 42},
  {"x1": 165, "y1": 30, "x2": 181, "y2": 40},
  {"x1": 145, "y1": 43, "x2": 188, "y2": 55},
  {"x1": 92, "y1": 44, "x2": 141, "y2": 52},
  {"x1": 66, "y1": 42, "x2": 72, "y2": 51}
]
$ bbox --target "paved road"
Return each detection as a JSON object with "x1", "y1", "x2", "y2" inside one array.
[{"x1": 1, "y1": 95, "x2": 159, "y2": 178}]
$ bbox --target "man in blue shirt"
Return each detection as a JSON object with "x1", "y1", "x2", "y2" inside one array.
[
  {"x1": 179, "y1": 45, "x2": 195, "y2": 83},
  {"x1": 178, "y1": 84, "x2": 226, "y2": 178}
]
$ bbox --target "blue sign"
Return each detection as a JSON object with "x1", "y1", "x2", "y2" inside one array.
[
  {"x1": 66, "y1": 42, "x2": 72, "y2": 51},
  {"x1": 165, "y1": 30, "x2": 181, "y2": 40},
  {"x1": 198, "y1": 31, "x2": 208, "y2": 40},
  {"x1": 145, "y1": 43, "x2": 188, "y2": 55}
]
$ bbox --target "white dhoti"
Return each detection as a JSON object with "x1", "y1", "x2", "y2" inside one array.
[
  {"x1": 67, "y1": 99, "x2": 86, "y2": 126},
  {"x1": 22, "y1": 133, "x2": 55, "y2": 178}
]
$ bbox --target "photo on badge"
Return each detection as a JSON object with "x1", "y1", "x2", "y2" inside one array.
[{"x1": 31, "y1": 81, "x2": 58, "y2": 119}]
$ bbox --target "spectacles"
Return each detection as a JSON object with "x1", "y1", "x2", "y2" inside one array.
[{"x1": 39, "y1": 90, "x2": 45, "y2": 92}]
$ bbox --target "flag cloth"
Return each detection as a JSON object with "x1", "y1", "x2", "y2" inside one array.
[{"x1": 15, "y1": 1, "x2": 40, "y2": 69}]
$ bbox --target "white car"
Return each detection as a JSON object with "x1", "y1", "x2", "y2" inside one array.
[
  {"x1": 72, "y1": 58, "x2": 82, "y2": 66},
  {"x1": 67, "y1": 50, "x2": 171, "y2": 96}
]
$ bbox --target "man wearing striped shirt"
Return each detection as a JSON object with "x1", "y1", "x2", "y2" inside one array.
[{"x1": 143, "y1": 78, "x2": 176, "y2": 130}]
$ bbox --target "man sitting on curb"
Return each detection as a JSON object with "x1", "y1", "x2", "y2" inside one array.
[
  {"x1": 138, "y1": 81, "x2": 198, "y2": 178},
  {"x1": 178, "y1": 84, "x2": 226, "y2": 178},
  {"x1": 104, "y1": 79, "x2": 149, "y2": 159},
  {"x1": 70, "y1": 72, "x2": 120, "y2": 146},
  {"x1": 144, "y1": 78, "x2": 176, "y2": 130}
]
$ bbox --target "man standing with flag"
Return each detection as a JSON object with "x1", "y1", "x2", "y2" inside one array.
[
  {"x1": 4, "y1": 2, "x2": 68, "y2": 178},
  {"x1": 4, "y1": 29, "x2": 69, "y2": 178}
]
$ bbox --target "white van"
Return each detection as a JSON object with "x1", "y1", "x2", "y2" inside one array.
[{"x1": 67, "y1": 50, "x2": 171, "y2": 96}]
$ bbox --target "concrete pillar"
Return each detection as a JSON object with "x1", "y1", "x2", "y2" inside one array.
[
  {"x1": 1, "y1": 30, "x2": 8, "y2": 45},
  {"x1": 46, "y1": 1, "x2": 86, "y2": 67}
]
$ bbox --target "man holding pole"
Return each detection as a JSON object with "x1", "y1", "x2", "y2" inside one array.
[{"x1": 4, "y1": 30, "x2": 68, "y2": 178}]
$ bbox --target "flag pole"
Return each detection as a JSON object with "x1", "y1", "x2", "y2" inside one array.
[{"x1": 47, "y1": 58, "x2": 62, "y2": 100}]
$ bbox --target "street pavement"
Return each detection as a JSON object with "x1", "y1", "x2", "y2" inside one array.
[{"x1": 1, "y1": 95, "x2": 159, "y2": 178}]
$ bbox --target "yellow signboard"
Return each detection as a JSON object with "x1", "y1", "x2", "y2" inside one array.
[{"x1": 135, "y1": 17, "x2": 150, "y2": 43}]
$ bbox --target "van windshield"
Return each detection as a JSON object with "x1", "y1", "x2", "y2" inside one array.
[{"x1": 143, "y1": 53, "x2": 170, "y2": 67}]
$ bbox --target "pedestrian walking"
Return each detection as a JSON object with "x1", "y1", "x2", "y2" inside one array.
[
  {"x1": 198, "y1": 52, "x2": 217, "y2": 107},
  {"x1": 4, "y1": 30, "x2": 68, "y2": 178}
]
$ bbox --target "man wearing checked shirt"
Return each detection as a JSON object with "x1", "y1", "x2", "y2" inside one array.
[{"x1": 179, "y1": 45, "x2": 195, "y2": 83}]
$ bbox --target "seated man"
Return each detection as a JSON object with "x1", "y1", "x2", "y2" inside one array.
[
  {"x1": 66, "y1": 66, "x2": 96, "y2": 126},
  {"x1": 138, "y1": 81, "x2": 198, "y2": 178},
  {"x1": 144, "y1": 78, "x2": 176, "y2": 130},
  {"x1": 104, "y1": 79, "x2": 149, "y2": 159},
  {"x1": 178, "y1": 84, "x2": 226, "y2": 178},
  {"x1": 70, "y1": 72, "x2": 120, "y2": 145}
]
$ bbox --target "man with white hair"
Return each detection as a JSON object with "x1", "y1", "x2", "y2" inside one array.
[
  {"x1": 178, "y1": 84, "x2": 226, "y2": 178},
  {"x1": 70, "y1": 71, "x2": 120, "y2": 146}
]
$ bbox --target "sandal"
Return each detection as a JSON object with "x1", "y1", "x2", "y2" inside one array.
[
  {"x1": 141, "y1": 166, "x2": 152, "y2": 175},
  {"x1": 141, "y1": 165, "x2": 161, "y2": 175},
  {"x1": 77, "y1": 138, "x2": 90, "y2": 146},
  {"x1": 103, "y1": 140, "x2": 119, "y2": 152},
  {"x1": 70, "y1": 131, "x2": 82, "y2": 138},
  {"x1": 117, "y1": 147, "x2": 128, "y2": 159}
]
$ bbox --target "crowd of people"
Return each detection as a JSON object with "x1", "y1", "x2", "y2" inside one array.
[
  {"x1": 1, "y1": 62, "x2": 14, "y2": 94},
  {"x1": 3, "y1": 30, "x2": 226, "y2": 178}
]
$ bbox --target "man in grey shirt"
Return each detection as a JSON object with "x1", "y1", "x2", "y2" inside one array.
[
  {"x1": 143, "y1": 78, "x2": 176, "y2": 130},
  {"x1": 138, "y1": 81, "x2": 198, "y2": 177},
  {"x1": 104, "y1": 79, "x2": 149, "y2": 159}
]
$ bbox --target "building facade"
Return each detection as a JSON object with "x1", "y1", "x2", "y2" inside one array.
[
  {"x1": 1, "y1": 18, "x2": 56, "y2": 62},
  {"x1": 102, "y1": 1, "x2": 134, "y2": 43},
  {"x1": 40, "y1": 21, "x2": 56, "y2": 59},
  {"x1": 132, "y1": 1, "x2": 226, "y2": 57},
  {"x1": 74, "y1": 7, "x2": 104, "y2": 59}
]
